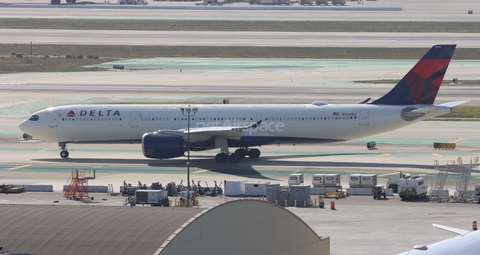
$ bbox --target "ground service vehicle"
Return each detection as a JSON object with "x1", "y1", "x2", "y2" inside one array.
[
  {"x1": 398, "y1": 175, "x2": 428, "y2": 200},
  {"x1": 373, "y1": 185, "x2": 386, "y2": 199}
]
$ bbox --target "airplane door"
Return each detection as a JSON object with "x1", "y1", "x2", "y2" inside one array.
[
  {"x1": 49, "y1": 111, "x2": 59, "y2": 128},
  {"x1": 359, "y1": 109, "x2": 369, "y2": 126},
  {"x1": 129, "y1": 112, "x2": 139, "y2": 128}
]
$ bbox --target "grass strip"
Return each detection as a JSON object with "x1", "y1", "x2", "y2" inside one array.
[
  {"x1": 435, "y1": 106, "x2": 480, "y2": 119},
  {"x1": 1, "y1": 19, "x2": 480, "y2": 33},
  {"x1": 3, "y1": 45, "x2": 480, "y2": 64}
]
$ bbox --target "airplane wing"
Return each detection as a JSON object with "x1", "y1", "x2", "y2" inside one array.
[
  {"x1": 159, "y1": 120, "x2": 262, "y2": 141},
  {"x1": 397, "y1": 224, "x2": 480, "y2": 255},
  {"x1": 432, "y1": 223, "x2": 470, "y2": 235}
]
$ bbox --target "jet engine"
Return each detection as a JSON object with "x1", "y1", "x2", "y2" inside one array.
[{"x1": 142, "y1": 132, "x2": 185, "y2": 159}]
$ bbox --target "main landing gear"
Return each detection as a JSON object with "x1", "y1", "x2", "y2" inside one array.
[
  {"x1": 59, "y1": 142, "x2": 69, "y2": 158},
  {"x1": 215, "y1": 148, "x2": 261, "y2": 163}
]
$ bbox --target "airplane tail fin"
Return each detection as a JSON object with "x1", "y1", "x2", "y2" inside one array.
[{"x1": 371, "y1": 44, "x2": 456, "y2": 105}]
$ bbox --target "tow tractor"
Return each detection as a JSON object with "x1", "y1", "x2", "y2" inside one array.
[{"x1": 372, "y1": 185, "x2": 386, "y2": 199}]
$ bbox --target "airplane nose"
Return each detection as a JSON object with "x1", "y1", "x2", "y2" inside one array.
[{"x1": 18, "y1": 120, "x2": 31, "y2": 134}]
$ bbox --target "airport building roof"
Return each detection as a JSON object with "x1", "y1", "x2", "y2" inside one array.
[{"x1": 0, "y1": 205, "x2": 203, "y2": 255}]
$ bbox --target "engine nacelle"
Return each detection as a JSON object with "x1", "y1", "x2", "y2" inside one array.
[{"x1": 142, "y1": 132, "x2": 185, "y2": 159}]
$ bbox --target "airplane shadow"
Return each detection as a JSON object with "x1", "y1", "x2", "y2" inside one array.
[{"x1": 32, "y1": 150, "x2": 439, "y2": 180}]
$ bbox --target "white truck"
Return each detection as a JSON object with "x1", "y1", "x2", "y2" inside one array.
[{"x1": 398, "y1": 174, "x2": 428, "y2": 201}]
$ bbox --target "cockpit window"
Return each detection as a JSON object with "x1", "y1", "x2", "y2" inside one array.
[{"x1": 29, "y1": 115, "x2": 39, "y2": 121}]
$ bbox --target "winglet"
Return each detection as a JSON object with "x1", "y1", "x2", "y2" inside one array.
[{"x1": 371, "y1": 44, "x2": 456, "y2": 105}]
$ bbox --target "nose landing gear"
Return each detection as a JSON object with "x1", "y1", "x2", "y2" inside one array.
[{"x1": 59, "y1": 142, "x2": 69, "y2": 158}]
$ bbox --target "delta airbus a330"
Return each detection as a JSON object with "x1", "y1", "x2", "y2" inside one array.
[{"x1": 19, "y1": 45, "x2": 466, "y2": 163}]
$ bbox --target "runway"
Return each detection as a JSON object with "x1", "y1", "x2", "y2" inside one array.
[{"x1": 2, "y1": 29, "x2": 480, "y2": 48}]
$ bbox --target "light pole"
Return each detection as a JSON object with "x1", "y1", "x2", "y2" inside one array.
[{"x1": 180, "y1": 105, "x2": 197, "y2": 207}]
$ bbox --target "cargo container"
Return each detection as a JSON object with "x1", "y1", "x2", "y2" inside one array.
[
  {"x1": 312, "y1": 174, "x2": 340, "y2": 187},
  {"x1": 325, "y1": 174, "x2": 340, "y2": 187},
  {"x1": 277, "y1": 0, "x2": 293, "y2": 5},
  {"x1": 245, "y1": 182, "x2": 270, "y2": 196},
  {"x1": 289, "y1": 185, "x2": 311, "y2": 207},
  {"x1": 180, "y1": 191, "x2": 195, "y2": 200},
  {"x1": 249, "y1": 0, "x2": 278, "y2": 4},
  {"x1": 349, "y1": 174, "x2": 377, "y2": 188},
  {"x1": 312, "y1": 174, "x2": 324, "y2": 187},
  {"x1": 331, "y1": 0, "x2": 346, "y2": 5},
  {"x1": 300, "y1": 0, "x2": 315, "y2": 4},
  {"x1": 225, "y1": 180, "x2": 246, "y2": 196},
  {"x1": 265, "y1": 184, "x2": 281, "y2": 203},
  {"x1": 288, "y1": 174, "x2": 304, "y2": 186},
  {"x1": 315, "y1": 0, "x2": 328, "y2": 5},
  {"x1": 360, "y1": 174, "x2": 377, "y2": 188},
  {"x1": 135, "y1": 190, "x2": 168, "y2": 206}
]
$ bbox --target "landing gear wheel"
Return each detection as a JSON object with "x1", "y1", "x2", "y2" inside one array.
[
  {"x1": 248, "y1": 148, "x2": 261, "y2": 159},
  {"x1": 60, "y1": 151, "x2": 69, "y2": 158},
  {"x1": 229, "y1": 153, "x2": 241, "y2": 163},
  {"x1": 215, "y1": 153, "x2": 227, "y2": 163},
  {"x1": 235, "y1": 148, "x2": 247, "y2": 158}
]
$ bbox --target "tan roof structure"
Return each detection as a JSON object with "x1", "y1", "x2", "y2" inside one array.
[
  {"x1": 0, "y1": 200, "x2": 329, "y2": 255},
  {"x1": 157, "y1": 199, "x2": 330, "y2": 255},
  {"x1": 0, "y1": 205, "x2": 203, "y2": 255}
]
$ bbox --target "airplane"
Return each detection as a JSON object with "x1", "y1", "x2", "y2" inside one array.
[
  {"x1": 18, "y1": 44, "x2": 466, "y2": 163},
  {"x1": 397, "y1": 223, "x2": 480, "y2": 255}
]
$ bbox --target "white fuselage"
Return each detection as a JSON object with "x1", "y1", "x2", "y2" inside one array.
[{"x1": 18, "y1": 102, "x2": 450, "y2": 146}]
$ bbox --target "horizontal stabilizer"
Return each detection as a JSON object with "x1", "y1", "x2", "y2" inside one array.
[
  {"x1": 356, "y1": 98, "x2": 371, "y2": 104},
  {"x1": 432, "y1": 224, "x2": 470, "y2": 235},
  {"x1": 438, "y1": 101, "x2": 469, "y2": 108},
  {"x1": 403, "y1": 107, "x2": 438, "y2": 115}
]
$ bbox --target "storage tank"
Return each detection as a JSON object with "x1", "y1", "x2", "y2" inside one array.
[{"x1": 288, "y1": 174, "x2": 304, "y2": 186}]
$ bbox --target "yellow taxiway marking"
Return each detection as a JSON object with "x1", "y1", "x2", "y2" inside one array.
[
  {"x1": 194, "y1": 169, "x2": 209, "y2": 174},
  {"x1": 8, "y1": 164, "x2": 30, "y2": 171},
  {"x1": 449, "y1": 138, "x2": 464, "y2": 143},
  {"x1": 433, "y1": 153, "x2": 443, "y2": 157},
  {"x1": 378, "y1": 154, "x2": 390, "y2": 157}
]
